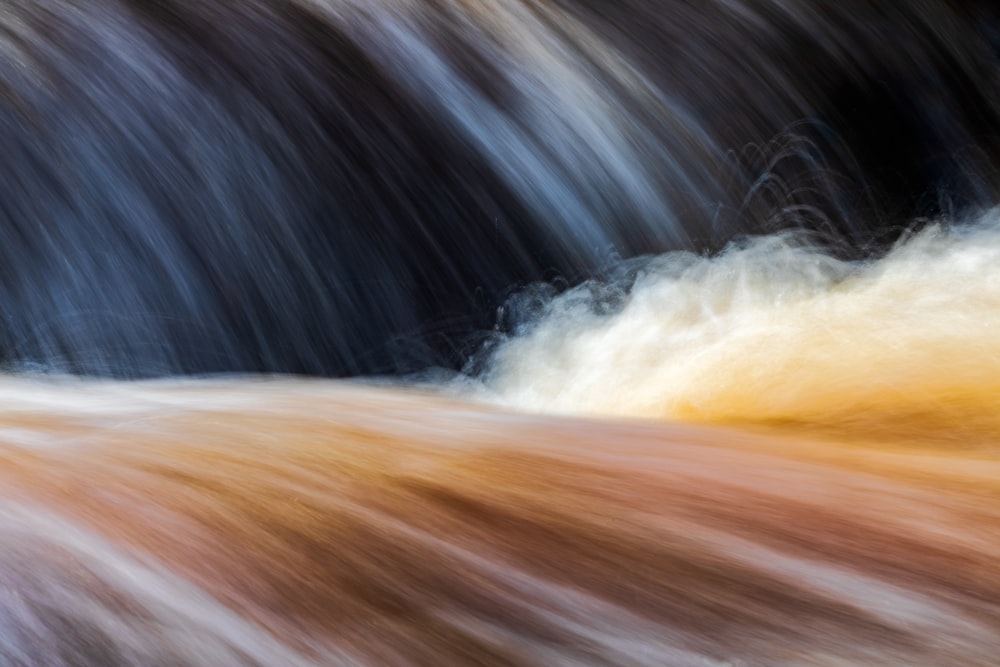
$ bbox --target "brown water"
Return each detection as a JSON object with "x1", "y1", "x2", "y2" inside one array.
[{"x1": 0, "y1": 377, "x2": 996, "y2": 665}]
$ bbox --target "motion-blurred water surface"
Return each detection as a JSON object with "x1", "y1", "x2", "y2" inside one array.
[
  {"x1": 0, "y1": 0, "x2": 998, "y2": 375},
  {"x1": 0, "y1": 1, "x2": 998, "y2": 665}
]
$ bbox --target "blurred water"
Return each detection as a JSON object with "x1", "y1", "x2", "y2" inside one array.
[
  {"x1": 0, "y1": 3, "x2": 999, "y2": 665},
  {"x1": 0, "y1": 380, "x2": 996, "y2": 665},
  {"x1": 0, "y1": 1, "x2": 996, "y2": 376}
]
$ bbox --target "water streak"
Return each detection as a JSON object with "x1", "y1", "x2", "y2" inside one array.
[
  {"x1": 0, "y1": 1, "x2": 996, "y2": 375},
  {"x1": 0, "y1": 381, "x2": 995, "y2": 665}
]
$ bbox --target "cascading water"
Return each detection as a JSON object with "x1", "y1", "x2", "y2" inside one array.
[
  {"x1": 0, "y1": 2, "x2": 998, "y2": 665},
  {"x1": 0, "y1": 0, "x2": 997, "y2": 376}
]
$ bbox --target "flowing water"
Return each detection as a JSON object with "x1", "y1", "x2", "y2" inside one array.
[{"x1": 0, "y1": 1, "x2": 998, "y2": 665}]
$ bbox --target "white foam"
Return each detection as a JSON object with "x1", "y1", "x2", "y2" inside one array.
[{"x1": 477, "y1": 210, "x2": 1000, "y2": 429}]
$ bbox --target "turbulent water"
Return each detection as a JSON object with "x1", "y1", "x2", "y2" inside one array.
[
  {"x1": 0, "y1": 0, "x2": 998, "y2": 375},
  {"x1": 0, "y1": 379, "x2": 997, "y2": 666},
  {"x1": 477, "y1": 212, "x2": 1000, "y2": 439},
  {"x1": 0, "y1": 0, "x2": 999, "y2": 665}
]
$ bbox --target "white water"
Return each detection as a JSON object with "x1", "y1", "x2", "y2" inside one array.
[{"x1": 477, "y1": 211, "x2": 1000, "y2": 436}]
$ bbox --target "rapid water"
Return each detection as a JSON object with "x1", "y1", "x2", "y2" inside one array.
[
  {"x1": 0, "y1": 379, "x2": 996, "y2": 666},
  {"x1": 476, "y1": 213, "x2": 1000, "y2": 441},
  {"x1": 0, "y1": 1, "x2": 997, "y2": 665},
  {"x1": 0, "y1": 0, "x2": 997, "y2": 375}
]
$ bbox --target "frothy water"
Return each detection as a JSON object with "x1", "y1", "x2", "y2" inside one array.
[
  {"x1": 475, "y1": 210, "x2": 1000, "y2": 439},
  {"x1": 0, "y1": 0, "x2": 999, "y2": 664}
]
